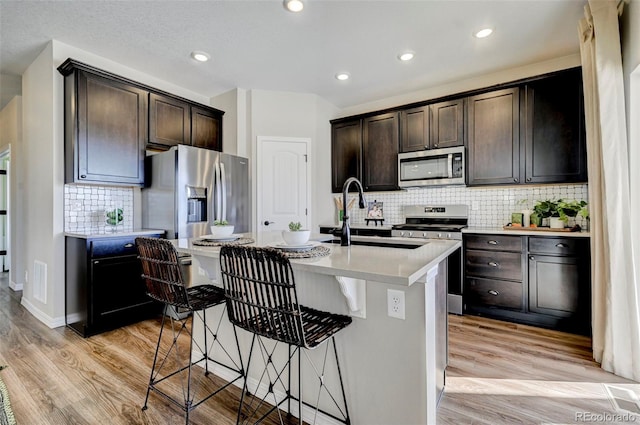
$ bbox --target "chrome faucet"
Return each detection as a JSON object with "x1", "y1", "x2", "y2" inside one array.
[{"x1": 341, "y1": 177, "x2": 366, "y2": 246}]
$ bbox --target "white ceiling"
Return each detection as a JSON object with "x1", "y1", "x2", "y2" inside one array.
[{"x1": 0, "y1": 0, "x2": 586, "y2": 111}]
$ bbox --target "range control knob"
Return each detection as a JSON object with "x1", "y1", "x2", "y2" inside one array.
[
  {"x1": 422, "y1": 232, "x2": 427, "y2": 238},
  {"x1": 438, "y1": 233, "x2": 443, "y2": 238},
  {"x1": 400, "y1": 231, "x2": 405, "y2": 237},
  {"x1": 408, "y1": 231, "x2": 413, "y2": 237},
  {"x1": 447, "y1": 233, "x2": 452, "y2": 239}
]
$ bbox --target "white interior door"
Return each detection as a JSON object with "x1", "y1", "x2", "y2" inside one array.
[{"x1": 257, "y1": 137, "x2": 310, "y2": 231}]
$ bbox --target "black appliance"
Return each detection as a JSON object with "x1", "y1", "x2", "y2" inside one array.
[{"x1": 392, "y1": 205, "x2": 468, "y2": 314}]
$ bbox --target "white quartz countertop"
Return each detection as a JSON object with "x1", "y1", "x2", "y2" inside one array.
[
  {"x1": 463, "y1": 227, "x2": 590, "y2": 237},
  {"x1": 318, "y1": 223, "x2": 395, "y2": 230},
  {"x1": 173, "y1": 231, "x2": 460, "y2": 286},
  {"x1": 65, "y1": 229, "x2": 166, "y2": 239}
]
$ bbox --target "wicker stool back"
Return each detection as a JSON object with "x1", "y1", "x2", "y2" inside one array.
[
  {"x1": 135, "y1": 237, "x2": 244, "y2": 424},
  {"x1": 219, "y1": 245, "x2": 351, "y2": 425}
]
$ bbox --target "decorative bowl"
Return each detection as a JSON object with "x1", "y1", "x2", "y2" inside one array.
[
  {"x1": 281, "y1": 230, "x2": 310, "y2": 246},
  {"x1": 210, "y1": 225, "x2": 235, "y2": 237}
]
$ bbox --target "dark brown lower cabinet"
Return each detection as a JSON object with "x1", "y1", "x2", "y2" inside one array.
[
  {"x1": 464, "y1": 233, "x2": 591, "y2": 335},
  {"x1": 66, "y1": 233, "x2": 163, "y2": 337}
]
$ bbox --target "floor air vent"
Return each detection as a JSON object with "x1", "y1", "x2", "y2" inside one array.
[{"x1": 33, "y1": 260, "x2": 47, "y2": 303}]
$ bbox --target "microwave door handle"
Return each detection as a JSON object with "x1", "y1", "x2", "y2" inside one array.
[
  {"x1": 220, "y1": 162, "x2": 227, "y2": 222},
  {"x1": 447, "y1": 154, "x2": 453, "y2": 178}
]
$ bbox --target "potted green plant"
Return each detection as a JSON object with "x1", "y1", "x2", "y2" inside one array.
[
  {"x1": 210, "y1": 219, "x2": 234, "y2": 237},
  {"x1": 282, "y1": 221, "x2": 310, "y2": 246},
  {"x1": 557, "y1": 200, "x2": 589, "y2": 224},
  {"x1": 533, "y1": 200, "x2": 563, "y2": 228},
  {"x1": 533, "y1": 199, "x2": 588, "y2": 229}
]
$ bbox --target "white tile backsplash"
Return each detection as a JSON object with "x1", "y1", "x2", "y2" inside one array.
[
  {"x1": 64, "y1": 184, "x2": 134, "y2": 234},
  {"x1": 334, "y1": 184, "x2": 589, "y2": 228}
]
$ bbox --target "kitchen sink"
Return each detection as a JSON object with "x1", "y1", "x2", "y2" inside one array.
[{"x1": 322, "y1": 238, "x2": 424, "y2": 250}]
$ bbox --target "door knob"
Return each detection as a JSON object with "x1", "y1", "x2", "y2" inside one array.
[{"x1": 263, "y1": 220, "x2": 274, "y2": 226}]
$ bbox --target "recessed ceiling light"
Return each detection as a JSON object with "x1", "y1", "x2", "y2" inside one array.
[
  {"x1": 190, "y1": 51, "x2": 210, "y2": 62},
  {"x1": 284, "y1": 0, "x2": 304, "y2": 12},
  {"x1": 335, "y1": 72, "x2": 350, "y2": 81},
  {"x1": 398, "y1": 52, "x2": 415, "y2": 62},
  {"x1": 474, "y1": 28, "x2": 494, "y2": 39}
]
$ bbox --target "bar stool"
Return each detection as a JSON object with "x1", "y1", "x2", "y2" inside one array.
[
  {"x1": 219, "y1": 245, "x2": 352, "y2": 425},
  {"x1": 135, "y1": 237, "x2": 244, "y2": 424}
]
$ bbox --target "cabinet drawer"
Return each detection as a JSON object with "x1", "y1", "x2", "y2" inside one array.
[
  {"x1": 465, "y1": 249, "x2": 522, "y2": 281},
  {"x1": 465, "y1": 234, "x2": 522, "y2": 252},
  {"x1": 466, "y1": 277, "x2": 523, "y2": 310},
  {"x1": 528, "y1": 237, "x2": 586, "y2": 256},
  {"x1": 91, "y1": 238, "x2": 137, "y2": 257}
]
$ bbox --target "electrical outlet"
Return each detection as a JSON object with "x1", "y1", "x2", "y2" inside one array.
[{"x1": 387, "y1": 289, "x2": 405, "y2": 320}]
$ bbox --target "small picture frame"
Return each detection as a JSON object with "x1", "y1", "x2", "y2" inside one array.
[{"x1": 367, "y1": 201, "x2": 384, "y2": 219}]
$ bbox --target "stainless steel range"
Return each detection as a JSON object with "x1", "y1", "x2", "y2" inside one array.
[{"x1": 392, "y1": 205, "x2": 468, "y2": 314}]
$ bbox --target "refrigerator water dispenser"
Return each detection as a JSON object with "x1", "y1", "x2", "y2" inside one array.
[{"x1": 186, "y1": 186, "x2": 207, "y2": 223}]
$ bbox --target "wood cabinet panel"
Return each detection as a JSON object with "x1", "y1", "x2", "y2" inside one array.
[
  {"x1": 191, "y1": 105, "x2": 222, "y2": 151},
  {"x1": 66, "y1": 234, "x2": 163, "y2": 337},
  {"x1": 71, "y1": 71, "x2": 147, "y2": 186},
  {"x1": 331, "y1": 119, "x2": 362, "y2": 193},
  {"x1": 362, "y1": 112, "x2": 399, "y2": 191},
  {"x1": 467, "y1": 87, "x2": 521, "y2": 186},
  {"x1": 465, "y1": 234, "x2": 522, "y2": 252},
  {"x1": 466, "y1": 277, "x2": 524, "y2": 310},
  {"x1": 149, "y1": 93, "x2": 190, "y2": 148},
  {"x1": 528, "y1": 255, "x2": 584, "y2": 317},
  {"x1": 430, "y1": 98, "x2": 464, "y2": 149},
  {"x1": 464, "y1": 233, "x2": 591, "y2": 335},
  {"x1": 400, "y1": 106, "x2": 429, "y2": 152},
  {"x1": 524, "y1": 68, "x2": 587, "y2": 183},
  {"x1": 465, "y1": 249, "x2": 523, "y2": 281}
]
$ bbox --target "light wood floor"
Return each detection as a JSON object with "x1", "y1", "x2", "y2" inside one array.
[{"x1": 1, "y1": 273, "x2": 639, "y2": 424}]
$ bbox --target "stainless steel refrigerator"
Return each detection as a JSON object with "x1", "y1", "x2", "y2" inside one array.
[{"x1": 142, "y1": 145, "x2": 251, "y2": 239}]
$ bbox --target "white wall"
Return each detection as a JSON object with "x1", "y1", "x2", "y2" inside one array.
[
  {"x1": 0, "y1": 96, "x2": 22, "y2": 290},
  {"x1": 245, "y1": 89, "x2": 339, "y2": 230},
  {"x1": 338, "y1": 54, "x2": 582, "y2": 118}
]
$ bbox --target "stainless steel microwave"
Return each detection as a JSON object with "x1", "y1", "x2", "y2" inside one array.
[{"x1": 398, "y1": 146, "x2": 465, "y2": 187}]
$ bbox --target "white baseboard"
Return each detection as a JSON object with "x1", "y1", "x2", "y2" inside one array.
[
  {"x1": 20, "y1": 297, "x2": 66, "y2": 328},
  {"x1": 201, "y1": 357, "x2": 344, "y2": 425},
  {"x1": 9, "y1": 280, "x2": 23, "y2": 291}
]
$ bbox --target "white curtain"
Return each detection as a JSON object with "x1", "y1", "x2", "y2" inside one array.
[{"x1": 578, "y1": 0, "x2": 640, "y2": 381}]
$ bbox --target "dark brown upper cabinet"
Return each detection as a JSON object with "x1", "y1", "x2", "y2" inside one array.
[
  {"x1": 62, "y1": 67, "x2": 147, "y2": 186},
  {"x1": 362, "y1": 112, "x2": 400, "y2": 191},
  {"x1": 430, "y1": 98, "x2": 464, "y2": 149},
  {"x1": 148, "y1": 93, "x2": 190, "y2": 148},
  {"x1": 467, "y1": 68, "x2": 587, "y2": 186},
  {"x1": 191, "y1": 105, "x2": 222, "y2": 151},
  {"x1": 523, "y1": 68, "x2": 587, "y2": 184},
  {"x1": 331, "y1": 119, "x2": 362, "y2": 193},
  {"x1": 467, "y1": 87, "x2": 521, "y2": 186},
  {"x1": 400, "y1": 106, "x2": 429, "y2": 152}
]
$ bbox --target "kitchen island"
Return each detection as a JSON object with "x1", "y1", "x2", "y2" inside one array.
[{"x1": 174, "y1": 232, "x2": 460, "y2": 424}]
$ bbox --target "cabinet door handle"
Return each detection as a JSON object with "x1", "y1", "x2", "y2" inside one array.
[
  {"x1": 514, "y1": 178, "x2": 519, "y2": 183},
  {"x1": 526, "y1": 177, "x2": 532, "y2": 182},
  {"x1": 488, "y1": 261, "x2": 499, "y2": 267},
  {"x1": 124, "y1": 243, "x2": 134, "y2": 248},
  {"x1": 487, "y1": 240, "x2": 498, "y2": 245},
  {"x1": 434, "y1": 143, "x2": 439, "y2": 148},
  {"x1": 80, "y1": 175, "x2": 87, "y2": 179},
  {"x1": 93, "y1": 260, "x2": 100, "y2": 265},
  {"x1": 556, "y1": 243, "x2": 567, "y2": 248},
  {"x1": 530, "y1": 256, "x2": 535, "y2": 260},
  {"x1": 488, "y1": 290, "x2": 500, "y2": 296}
]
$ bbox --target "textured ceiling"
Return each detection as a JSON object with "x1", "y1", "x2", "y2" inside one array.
[{"x1": 0, "y1": 0, "x2": 586, "y2": 110}]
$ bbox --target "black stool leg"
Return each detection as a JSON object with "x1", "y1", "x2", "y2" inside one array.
[
  {"x1": 237, "y1": 333, "x2": 257, "y2": 424},
  {"x1": 333, "y1": 337, "x2": 351, "y2": 425},
  {"x1": 185, "y1": 313, "x2": 196, "y2": 425},
  {"x1": 298, "y1": 346, "x2": 303, "y2": 425},
  {"x1": 143, "y1": 304, "x2": 168, "y2": 411},
  {"x1": 202, "y1": 309, "x2": 209, "y2": 376}
]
